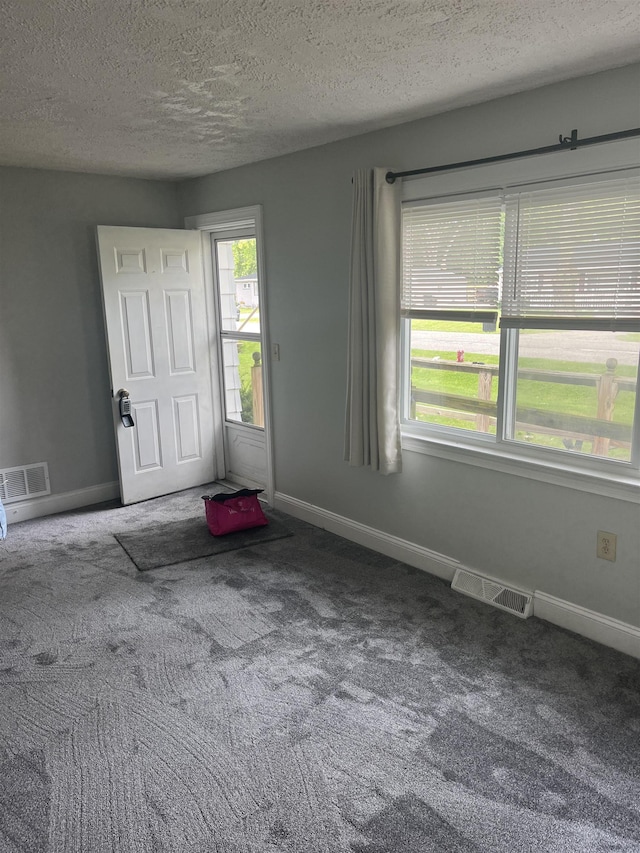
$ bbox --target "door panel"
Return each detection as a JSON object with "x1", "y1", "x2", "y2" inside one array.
[
  {"x1": 121, "y1": 290, "x2": 154, "y2": 377},
  {"x1": 97, "y1": 226, "x2": 216, "y2": 504},
  {"x1": 173, "y1": 395, "x2": 202, "y2": 461},
  {"x1": 132, "y1": 401, "x2": 162, "y2": 470},
  {"x1": 165, "y1": 291, "x2": 196, "y2": 373},
  {"x1": 224, "y1": 422, "x2": 267, "y2": 487}
]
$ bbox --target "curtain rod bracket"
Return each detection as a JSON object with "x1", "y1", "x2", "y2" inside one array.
[{"x1": 559, "y1": 128, "x2": 579, "y2": 149}]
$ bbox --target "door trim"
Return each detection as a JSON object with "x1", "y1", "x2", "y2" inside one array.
[{"x1": 185, "y1": 206, "x2": 274, "y2": 504}]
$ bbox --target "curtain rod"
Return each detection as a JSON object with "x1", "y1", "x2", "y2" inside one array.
[{"x1": 385, "y1": 127, "x2": 640, "y2": 184}]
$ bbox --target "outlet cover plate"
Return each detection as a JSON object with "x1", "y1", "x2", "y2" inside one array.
[{"x1": 597, "y1": 530, "x2": 617, "y2": 562}]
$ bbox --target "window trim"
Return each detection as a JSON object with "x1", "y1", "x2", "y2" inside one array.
[
  {"x1": 402, "y1": 424, "x2": 640, "y2": 504},
  {"x1": 212, "y1": 233, "x2": 263, "y2": 429},
  {"x1": 400, "y1": 141, "x2": 640, "y2": 499}
]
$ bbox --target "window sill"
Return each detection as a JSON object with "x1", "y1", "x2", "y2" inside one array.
[{"x1": 401, "y1": 428, "x2": 640, "y2": 504}]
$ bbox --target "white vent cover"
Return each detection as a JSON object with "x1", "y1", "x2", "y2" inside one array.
[
  {"x1": 452, "y1": 568, "x2": 533, "y2": 619},
  {"x1": 0, "y1": 463, "x2": 50, "y2": 504}
]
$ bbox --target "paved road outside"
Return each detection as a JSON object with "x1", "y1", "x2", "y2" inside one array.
[
  {"x1": 237, "y1": 319, "x2": 638, "y2": 369},
  {"x1": 411, "y1": 329, "x2": 639, "y2": 367}
]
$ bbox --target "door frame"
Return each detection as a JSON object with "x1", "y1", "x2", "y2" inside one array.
[{"x1": 184, "y1": 205, "x2": 275, "y2": 504}]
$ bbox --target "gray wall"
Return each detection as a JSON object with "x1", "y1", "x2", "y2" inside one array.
[
  {"x1": 0, "y1": 167, "x2": 179, "y2": 494},
  {"x1": 178, "y1": 64, "x2": 640, "y2": 626}
]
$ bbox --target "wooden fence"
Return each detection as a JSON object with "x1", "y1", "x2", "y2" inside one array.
[
  {"x1": 410, "y1": 356, "x2": 635, "y2": 456},
  {"x1": 251, "y1": 351, "x2": 264, "y2": 427}
]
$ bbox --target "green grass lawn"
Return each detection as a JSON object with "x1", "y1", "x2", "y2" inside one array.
[
  {"x1": 411, "y1": 320, "x2": 496, "y2": 334},
  {"x1": 411, "y1": 320, "x2": 640, "y2": 341},
  {"x1": 411, "y1": 347, "x2": 636, "y2": 458},
  {"x1": 412, "y1": 348, "x2": 635, "y2": 420}
]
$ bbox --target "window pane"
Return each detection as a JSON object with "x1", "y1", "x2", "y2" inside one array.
[
  {"x1": 216, "y1": 238, "x2": 260, "y2": 334},
  {"x1": 402, "y1": 195, "x2": 503, "y2": 318},
  {"x1": 510, "y1": 330, "x2": 639, "y2": 462},
  {"x1": 502, "y1": 177, "x2": 640, "y2": 329},
  {"x1": 221, "y1": 339, "x2": 264, "y2": 427},
  {"x1": 408, "y1": 319, "x2": 500, "y2": 434}
]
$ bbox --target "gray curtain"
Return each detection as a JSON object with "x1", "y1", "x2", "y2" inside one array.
[{"x1": 344, "y1": 167, "x2": 402, "y2": 474}]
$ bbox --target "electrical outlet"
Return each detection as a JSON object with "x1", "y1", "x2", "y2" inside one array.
[
  {"x1": 271, "y1": 343, "x2": 280, "y2": 361},
  {"x1": 597, "y1": 530, "x2": 617, "y2": 562}
]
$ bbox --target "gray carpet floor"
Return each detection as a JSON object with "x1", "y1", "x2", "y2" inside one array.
[{"x1": 1, "y1": 484, "x2": 640, "y2": 852}]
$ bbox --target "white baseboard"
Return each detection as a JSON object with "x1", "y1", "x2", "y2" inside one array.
[
  {"x1": 273, "y1": 492, "x2": 460, "y2": 581},
  {"x1": 534, "y1": 592, "x2": 640, "y2": 660},
  {"x1": 274, "y1": 491, "x2": 640, "y2": 660},
  {"x1": 5, "y1": 481, "x2": 120, "y2": 524}
]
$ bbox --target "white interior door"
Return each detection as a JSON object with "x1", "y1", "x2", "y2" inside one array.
[{"x1": 96, "y1": 226, "x2": 216, "y2": 504}]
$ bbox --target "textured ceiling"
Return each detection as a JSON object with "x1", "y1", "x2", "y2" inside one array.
[{"x1": 1, "y1": 0, "x2": 640, "y2": 180}]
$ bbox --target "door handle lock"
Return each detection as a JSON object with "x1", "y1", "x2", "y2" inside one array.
[{"x1": 117, "y1": 389, "x2": 135, "y2": 428}]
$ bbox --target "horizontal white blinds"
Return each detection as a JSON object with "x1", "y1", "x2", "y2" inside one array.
[
  {"x1": 502, "y1": 176, "x2": 640, "y2": 330},
  {"x1": 402, "y1": 196, "x2": 503, "y2": 322}
]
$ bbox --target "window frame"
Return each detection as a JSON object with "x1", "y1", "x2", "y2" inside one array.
[
  {"x1": 399, "y1": 141, "x2": 640, "y2": 502},
  {"x1": 212, "y1": 231, "x2": 264, "y2": 429}
]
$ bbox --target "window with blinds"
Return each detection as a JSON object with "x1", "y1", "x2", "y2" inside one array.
[
  {"x1": 501, "y1": 176, "x2": 640, "y2": 330},
  {"x1": 401, "y1": 168, "x2": 640, "y2": 476},
  {"x1": 402, "y1": 195, "x2": 503, "y2": 323}
]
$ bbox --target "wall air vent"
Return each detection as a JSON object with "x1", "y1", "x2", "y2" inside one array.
[
  {"x1": 0, "y1": 463, "x2": 50, "y2": 504},
  {"x1": 452, "y1": 568, "x2": 533, "y2": 619}
]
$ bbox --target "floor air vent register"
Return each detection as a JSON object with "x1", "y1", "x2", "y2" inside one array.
[{"x1": 452, "y1": 568, "x2": 533, "y2": 619}]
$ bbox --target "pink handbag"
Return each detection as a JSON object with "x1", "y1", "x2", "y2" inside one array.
[{"x1": 202, "y1": 489, "x2": 268, "y2": 536}]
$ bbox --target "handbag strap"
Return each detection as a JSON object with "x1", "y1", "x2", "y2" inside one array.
[{"x1": 201, "y1": 488, "x2": 263, "y2": 503}]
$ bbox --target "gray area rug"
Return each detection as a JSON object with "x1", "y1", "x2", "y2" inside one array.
[
  {"x1": 1, "y1": 483, "x2": 640, "y2": 852},
  {"x1": 115, "y1": 513, "x2": 292, "y2": 571}
]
